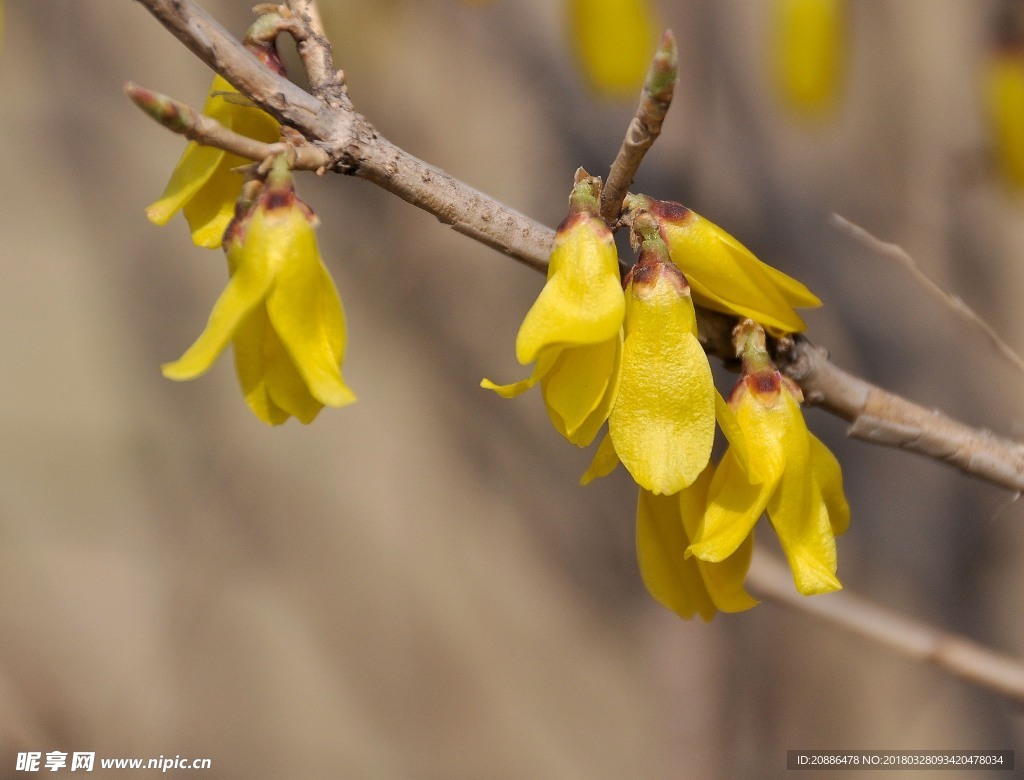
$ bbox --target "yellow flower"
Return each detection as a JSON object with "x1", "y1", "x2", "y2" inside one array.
[
  {"x1": 607, "y1": 247, "x2": 716, "y2": 494},
  {"x1": 567, "y1": 0, "x2": 659, "y2": 96},
  {"x1": 482, "y1": 173, "x2": 624, "y2": 447},
  {"x1": 637, "y1": 466, "x2": 758, "y2": 621},
  {"x1": 687, "y1": 320, "x2": 849, "y2": 595},
  {"x1": 772, "y1": 0, "x2": 845, "y2": 116},
  {"x1": 146, "y1": 76, "x2": 281, "y2": 248},
  {"x1": 986, "y1": 45, "x2": 1024, "y2": 189},
  {"x1": 630, "y1": 195, "x2": 821, "y2": 336},
  {"x1": 162, "y1": 158, "x2": 356, "y2": 425},
  {"x1": 581, "y1": 213, "x2": 722, "y2": 495}
]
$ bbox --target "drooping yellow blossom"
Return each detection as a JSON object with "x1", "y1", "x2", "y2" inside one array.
[
  {"x1": 628, "y1": 195, "x2": 821, "y2": 336},
  {"x1": 146, "y1": 75, "x2": 281, "y2": 248},
  {"x1": 567, "y1": 0, "x2": 660, "y2": 97},
  {"x1": 607, "y1": 232, "x2": 716, "y2": 495},
  {"x1": 162, "y1": 157, "x2": 356, "y2": 425},
  {"x1": 481, "y1": 173, "x2": 624, "y2": 447},
  {"x1": 688, "y1": 320, "x2": 849, "y2": 595},
  {"x1": 772, "y1": 0, "x2": 845, "y2": 116},
  {"x1": 580, "y1": 213, "x2": 720, "y2": 495},
  {"x1": 637, "y1": 465, "x2": 758, "y2": 622}
]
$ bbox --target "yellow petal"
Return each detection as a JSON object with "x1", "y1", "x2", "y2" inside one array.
[
  {"x1": 181, "y1": 151, "x2": 249, "y2": 248},
  {"x1": 773, "y1": 0, "x2": 845, "y2": 115},
  {"x1": 232, "y1": 305, "x2": 292, "y2": 426},
  {"x1": 261, "y1": 320, "x2": 327, "y2": 424},
  {"x1": 161, "y1": 243, "x2": 275, "y2": 381},
  {"x1": 809, "y1": 433, "x2": 850, "y2": 536},
  {"x1": 481, "y1": 348, "x2": 559, "y2": 398},
  {"x1": 147, "y1": 76, "x2": 280, "y2": 247},
  {"x1": 609, "y1": 269, "x2": 715, "y2": 494},
  {"x1": 688, "y1": 448, "x2": 773, "y2": 562},
  {"x1": 767, "y1": 472, "x2": 841, "y2": 595},
  {"x1": 678, "y1": 465, "x2": 759, "y2": 613},
  {"x1": 761, "y1": 391, "x2": 841, "y2": 594},
  {"x1": 636, "y1": 487, "x2": 716, "y2": 621},
  {"x1": 698, "y1": 533, "x2": 758, "y2": 613},
  {"x1": 516, "y1": 214, "x2": 623, "y2": 365},
  {"x1": 541, "y1": 335, "x2": 620, "y2": 447},
  {"x1": 733, "y1": 379, "x2": 790, "y2": 486},
  {"x1": 580, "y1": 432, "x2": 620, "y2": 485},
  {"x1": 252, "y1": 207, "x2": 356, "y2": 409},
  {"x1": 567, "y1": 0, "x2": 659, "y2": 96},
  {"x1": 146, "y1": 142, "x2": 225, "y2": 226},
  {"x1": 715, "y1": 389, "x2": 755, "y2": 480},
  {"x1": 662, "y1": 211, "x2": 818, "y2": 335}
]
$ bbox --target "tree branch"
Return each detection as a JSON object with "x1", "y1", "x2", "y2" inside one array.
[
  {"x1": 130, "y1": 0, "x2": 1024, "y2": 491},
  {"x1": 747, "y1": 552, "x2": 1024, "y2": 704}
]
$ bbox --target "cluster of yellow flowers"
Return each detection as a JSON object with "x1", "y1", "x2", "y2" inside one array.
[
  {"x1": 484, "y1": 173, "x2": 849, "y2": 620},
  {"x1": 142, "y1": 13, "x2": 848, "y2": 617}
]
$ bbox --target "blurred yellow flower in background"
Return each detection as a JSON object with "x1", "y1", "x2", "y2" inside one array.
[
  {"x1": 985, "y1": 2, "x2": 1024, "y2": 190},
  {"x1": 772, "y1": 0, "x2": 846, "y2": 116},
  {"x1": 567, "y1": 0, "x2": 660, "y2": 96}
]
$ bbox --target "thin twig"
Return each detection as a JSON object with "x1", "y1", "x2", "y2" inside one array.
[
  {"x1": 124, "y1": 82, "x2": 331, "y2": 170},
  {"x1": 832, "y1": 212, "x2": 1024, "y2": 375},
  {"x1": 284, "y1": 0, "x2": 351, "y2": 109},
  {"x1": 131, "y1": 0, "x2": 1024, "y2": 491},
  {"x1": 747, "y1": 551, "x2": 1024, "y2": 704},
  {"x1": 599, "y1": 30, "x2": 677, "y2": 225}
]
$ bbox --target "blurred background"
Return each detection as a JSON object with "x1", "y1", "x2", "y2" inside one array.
[{"x1": 1, "y1": 0, "x2": 1023, "y2": 777}]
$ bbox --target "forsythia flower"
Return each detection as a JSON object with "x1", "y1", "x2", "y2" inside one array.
[
  {"x1": 687, "y1": 320, "x2": 849, "y2": 595},
  {"x1": 481, "y1": 173, "x2": 624, "y2": 447},
  {"x1": 602, "y1": 220, "x2": 717, "y2": 495},
  {"x1": 772, "y1": 0, "x2": 846, "y2": 116},
  {"x1": 637, "y1": 464, "x2": 758, "y2": 622},
  {"x1": 985, "y1": 7, "x2": 1024, "y2": 189},
  {"x1": 628, "y1": 195, "x2": 822, "y2": 336},
  {"x1": 567, "y1": 0, "x2": 660, "y2": 96},
  {"x1": 162, "y1": 157, "x2": 356, "y2": 425}
]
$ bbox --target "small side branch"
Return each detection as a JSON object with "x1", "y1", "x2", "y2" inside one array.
[
  {"x1": 600, "y1": 30, "x2": 677, "y2": 225},
  {"x1": 124, "y1": 82, "x2": 331, "y2": 170},
  {"x1": 748, "y1": 552, "x2": 1024, "y2": 704},
  {"x1": 284, "y1": 0, "x2": 351, "y2": 109}
]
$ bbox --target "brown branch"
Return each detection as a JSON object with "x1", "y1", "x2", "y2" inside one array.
[
  {"x1": 284, "y1": 0, "x2": 351, "y2": 109},
  {"x1": 131, "y1": 0, "x2": 1024, "y2": 490},
  {"x1": 747, "y1": 552, "x2": 1024, "y2": 704},
  {"x1": 599, "y1": 30, "x2": 677, "y2": 225}
]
